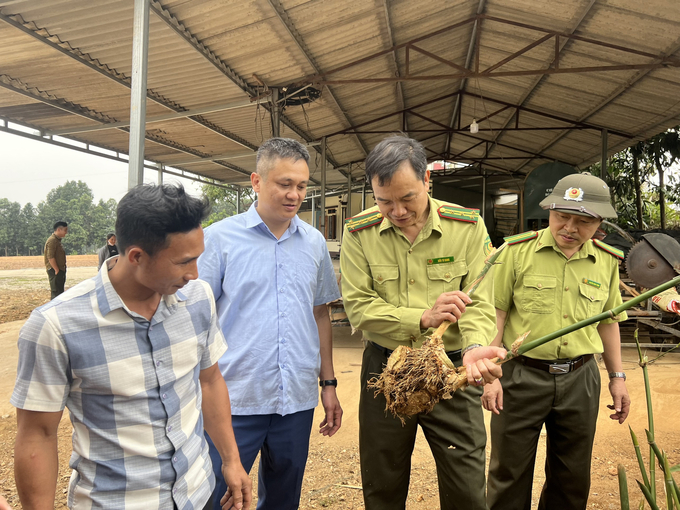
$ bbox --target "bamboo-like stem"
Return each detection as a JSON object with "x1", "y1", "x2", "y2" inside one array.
[
  {"x1": 637, "y1": 481, "x2": 662, "y2": 510},
  {"x1": 664, "y1": 454, "x2": 680, "y2": 509},
  {"x1": 430, "y1": 243, "x2": 508, "y2": 345},
  {"x1": 629, "y1": 426, "x2": 650, "y2": 490},
  {"x1": 618, "y1": 464, "x2": 630, "y2": 510},
  {"x1": 637, "y1": 329, "x2": 657, "y2": 503},
  {"x1": 515, "y1": 275, "x2": 680, "y2": 356}
]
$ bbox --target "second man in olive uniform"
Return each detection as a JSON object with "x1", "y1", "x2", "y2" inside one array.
[
  {"x1": 483, "y1": 172, "x2": 630, "y2": 510},
  {"x1": 44, "y1": 221, "x2": 68, "y2": 299},
  {"x1": 341, "y1": 135, "x2": 506, "y2": 510}
]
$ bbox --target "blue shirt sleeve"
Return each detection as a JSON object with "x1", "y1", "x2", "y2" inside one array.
[
  {"x1": 314, "y1": 241, "x2": 341, "y2": 306},
  {"x1": 198, "y1": 227, "x2": 226, "y2": 302}
]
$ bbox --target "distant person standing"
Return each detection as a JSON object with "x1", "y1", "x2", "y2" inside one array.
[
  {"x1": 44, "y1": 221, "x2": 67, "y2": 299},
  {"x1": 98, "y1": 232, "x2": 119, "y2": 269}
]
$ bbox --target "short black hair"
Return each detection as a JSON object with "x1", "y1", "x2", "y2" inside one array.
[
  {"x1": 53, "y1": 221, "x2": 68, "y2": 231},
  {"x1": 106, "y1": 232, "x2": 116, "y2": 241},
  {"x1": 256, "y1": 138, "x2": 310, "y2": 179},
  {"x1": 116, "y1": 184, "x2": 210, "y2": 256},
  {"x1": 365, "y1": 135, "x2": 427, "y2": 186}
]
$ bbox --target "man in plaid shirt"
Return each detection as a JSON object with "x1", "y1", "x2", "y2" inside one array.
[{"x1": 12, "y1": 184, "x2": 251, "y2": 510}]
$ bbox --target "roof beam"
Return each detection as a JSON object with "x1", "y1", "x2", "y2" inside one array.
[
  {"x1": 0, "y1": 11, "x2": 258, "y2": 152},
  {"x1": 443, "y1": 0, "x2": 486, "y2": 156},
  {"x1": 512, "y1": 31, "x2": 680, "y2": 174},
  {"x1": 381, "y1": 0, "x2": 408, "y2": 134},
  {"x1": 47, "y1": 98, "x2": 255, "y2": 136},
  {"x1": 266, "y1": 0, "x2": 368, "y2": 158},
  {"x1": 148, "y1": 0, "x2": 343, "y2": 175},
  {"x1": 482, "y1": 0, "x2": 597, "y2": 160},
  {"x1": 0, "y1": 73, "x2": 254, "y2": 178}
]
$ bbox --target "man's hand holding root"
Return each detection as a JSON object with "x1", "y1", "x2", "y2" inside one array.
[
  {"x1": 421, "y1": 291, "x2": 472, "y2": 329},
  {"x1": 462, "y1": 346, "x2": 506, "y2": 387}
]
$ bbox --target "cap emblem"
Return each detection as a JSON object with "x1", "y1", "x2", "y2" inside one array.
[{"x1": 564, "y1": 187, "x2": 584, "y2": 202}]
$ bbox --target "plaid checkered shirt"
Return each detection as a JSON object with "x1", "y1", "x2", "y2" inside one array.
[{"x1": 11, "y1": 263, "x2": 227, "y2": 509}]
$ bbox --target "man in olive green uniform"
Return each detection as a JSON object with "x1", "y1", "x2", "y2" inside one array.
[
  {"x1": 44, "y1": 221, "x2": 68, "y2": 299},
  {"x1": 340, "y1": 135, "x2": 506, "y2": 510},
  {"x1": 483, "y1": 172, "x2": 630, "y2": 510}
]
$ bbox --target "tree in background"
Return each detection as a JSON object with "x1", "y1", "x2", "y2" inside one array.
[
  {"x1": 201, "y1": 182, "x2": 255, "y2": 226},
  {"x1": 0, "y1": 180, "x2": 117, "y2": 256}
]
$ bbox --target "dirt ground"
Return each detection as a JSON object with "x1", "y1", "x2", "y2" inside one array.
[{"x1": 1, "y1": 256, "x2": 679, "y2": 509}]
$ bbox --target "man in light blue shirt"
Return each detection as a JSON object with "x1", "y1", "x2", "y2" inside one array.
[{"x1": 198, "y1": 138, "x2": 343, "y2": 510}]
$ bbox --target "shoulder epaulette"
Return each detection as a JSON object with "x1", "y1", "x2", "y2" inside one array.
[
  {"x1": 593, "y1": 239, "x2": 624, "y2": 260},
  {"x1": 345, "y1": 210, "x2": 384, "y2": 233},
  {"x1": 437, "y1": 205, "x2": 479, "y2": 223},
  {"x1": 504, "y1": 231, "x2": 538, "y2": 245}
]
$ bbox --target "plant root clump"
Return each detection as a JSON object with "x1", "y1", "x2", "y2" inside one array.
[{"x1": 367, "y1": 336, "x2": 468, "y2": 423}]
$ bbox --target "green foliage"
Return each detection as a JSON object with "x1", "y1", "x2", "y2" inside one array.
[
  {"x1": 201, "y1": 183, "x2": 255, "y2": 227},
  {"x1": 0, "y1": 180, "x2": 117, "y2": 256}
]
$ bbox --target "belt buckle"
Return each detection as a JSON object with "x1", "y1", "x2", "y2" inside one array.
[{"x1": 548, "y1": 362, "x2": 571, "y2": 375}]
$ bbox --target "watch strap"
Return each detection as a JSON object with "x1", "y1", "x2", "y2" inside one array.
[
  {"x1": 608, "y1": 371, "x2": 626, "y2": 381},
  {"x1": 319, "y1": 379, "x2": 338, "y2": 387}
]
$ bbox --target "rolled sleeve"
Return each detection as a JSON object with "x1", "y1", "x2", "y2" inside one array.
[
  {"x1": 200, "y1": 283, "x2": 228, "y2": 370},
  {"x1": 11, "y1": 310, "x2": 70, "y2": 412}
]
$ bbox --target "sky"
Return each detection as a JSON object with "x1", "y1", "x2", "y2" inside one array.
[{"x1": 0, "y1": 130, "x2": 203, "y2": 207}]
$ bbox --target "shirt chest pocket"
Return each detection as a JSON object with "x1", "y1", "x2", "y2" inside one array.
[
  {"x1": 521, "y1": 275, "x2": 557, "y2": 314},
  {"x1": 577, "y1": 282, "x2": 607, "y2": 319},
  {"x1": 426, "y1": 261, "x2": 467, "y2": 307},
  {"x1": 370, "y1": 264, "x2": 400, "y2": 305}
]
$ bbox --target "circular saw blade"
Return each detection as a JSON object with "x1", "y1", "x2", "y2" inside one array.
[{"x1": 626, "y1": 238, "x2": 677, "y2": 288}]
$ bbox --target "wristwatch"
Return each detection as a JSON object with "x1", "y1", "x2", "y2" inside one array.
[
  {"x1": 319, "y1": 379, "x2": 338, "y2": 387},
  {"x1": 608, "y1": 372, "x2": 626, "y2": 381}
]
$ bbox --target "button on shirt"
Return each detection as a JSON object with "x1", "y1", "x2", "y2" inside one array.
[
  {"x1": 11, "y1": 263, "x2": 227, "y2": 510},
  {"x1": 339, "y1": 197, "x2": 497, "y2": 352},
  {"x1": 198, "y1": 203, "x2": 341, "y2": 416},
  {"x1": 494, "y1": 228, "x2": 627, "y2": 359}
]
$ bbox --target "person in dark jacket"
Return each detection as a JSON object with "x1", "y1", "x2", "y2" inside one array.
[{"x1": 97, "y1": 233, "x2": 119, "y2": 269}]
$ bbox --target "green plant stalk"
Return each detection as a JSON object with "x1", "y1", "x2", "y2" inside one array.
[
  {"x1": 637, "y1": 480, "x2": 662, "y2": 510},
  {"x1": 515, "y1": 275, "x2": 680, "y2": 356},
  {"x1": 637, "y1": 329, "x2": 657, "y2": 503},
  {"x1": 630, "y1": 426, "x2": 651, "y2": 490},
  {"x1": 674, "y1": 479, "x2": 680, "y2": 507},
  {"x1": 618, "y1": 464, "x2": 630, "y2": 510},
  {"x1": 464, "y1": 242, "x2": 508, "y2": 298},
  {"x1": 664, "y1": 454, "x2": 680, "y2": 510}
]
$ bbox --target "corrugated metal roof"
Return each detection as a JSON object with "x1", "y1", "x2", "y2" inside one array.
[{"x1": 0, "y1": 0, "x2": 679, "y2": 192}]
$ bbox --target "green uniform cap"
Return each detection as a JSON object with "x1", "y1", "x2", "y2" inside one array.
[{"x1": 539, "y1": 172, "x2": 616, "y2": 219}]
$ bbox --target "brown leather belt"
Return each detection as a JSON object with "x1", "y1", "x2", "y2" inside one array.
[
  {"x1": 369, "y1": 341, "x2": 462, "y2": 363},
  {"x1": 517, "y1": 354, "x2": 594, "y2": 375}
]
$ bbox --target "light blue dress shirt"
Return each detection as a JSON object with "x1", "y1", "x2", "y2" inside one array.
[{"x1": 198, "y1": 202, "x2": 341, "y2": 416}]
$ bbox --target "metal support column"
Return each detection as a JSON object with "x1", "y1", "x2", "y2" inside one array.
[
  {"x1": 319, "y1": 137, "x2": 327, "y2": 237},
  {"x1": 128, "y1": 0, "x2": 151, "y2": 190},
  {"x1": 157, "y1": 163, "x2": 163, "y2": 185},
  {"x1": 236, "y1": 186, "x2": 242, "y2": 214},
  {"x1": 271, "y1": 88, "x2": 281, "y2": 138},
  {"x1": 601, "y1": 129, "x2": 608, "y2": 181},
  {"x1": 481, "y1": 170, "x2": 487, "y2": 218},
  {"x1": 311, "y1": 196, "x2": 316, "y2": 228},
  {"x1": 361, "y1": 178, "x2": 367, "y2": 211},
  {"x1": 346, "y1": 164, "x2": 352, "y2": 220}
]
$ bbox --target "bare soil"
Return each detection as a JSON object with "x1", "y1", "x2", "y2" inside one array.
[{"x1": 1, "y1": 257, "x2": 679, "y2": 509}]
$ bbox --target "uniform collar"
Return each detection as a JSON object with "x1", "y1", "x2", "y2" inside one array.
[
  {"x1": 536, "y1": 228, "x2": 598, "y2": 261},
  {"x1": 378, "y1": 195, "x2": 439, "y2": 238}
]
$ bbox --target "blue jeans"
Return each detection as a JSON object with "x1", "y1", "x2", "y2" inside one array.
[{"x1": 206, "y1": 409, "x2": 315, "y2": 510}]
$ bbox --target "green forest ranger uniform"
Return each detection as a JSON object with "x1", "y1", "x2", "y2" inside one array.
[
  {"x1": 340, "y1": 195, "x2": 497, "y2": 510},
  {"x1": 487, "y1": 173, "x2": 627, "y2": 510}
]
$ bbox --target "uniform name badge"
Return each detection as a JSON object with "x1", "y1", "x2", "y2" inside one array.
[{"x1": 427, "y1": 256, "x2": 454, "y2": 265}]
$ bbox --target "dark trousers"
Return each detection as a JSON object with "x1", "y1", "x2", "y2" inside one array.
[
  {"x1": 206, "y1": 409, "x2": 315, "y2": 510},
  {"x1": 47, "y1": 268, "x2": 66, "y2": 299},
  {"x1": 487, "y1": 357, "x2": 601, "y2": 510},
  {"x1": 359, "y1": 343, "x2": 488, "y2": 510}
]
